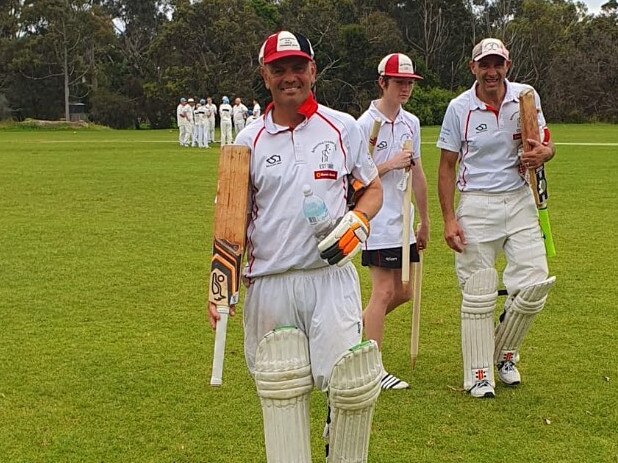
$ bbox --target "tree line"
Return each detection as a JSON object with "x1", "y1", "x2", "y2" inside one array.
[{"x1": 0, "y1": 0, "x2": 616, "y2": 128}]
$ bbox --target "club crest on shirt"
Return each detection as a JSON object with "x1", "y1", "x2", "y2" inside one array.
[
  {"x1": 399, "y1": 133, "x2": 413, "y2": 148},
  {"x1": 312, "y1": 141, "x2": 336, "y2": 170}
]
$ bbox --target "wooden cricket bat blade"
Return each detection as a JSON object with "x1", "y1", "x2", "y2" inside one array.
[
  {"x1": 209, "y1": 145, "x2": 251, "y2": 386},
  {"x1": 410, "y1": 253, "x2": 423, "y2": 368}
]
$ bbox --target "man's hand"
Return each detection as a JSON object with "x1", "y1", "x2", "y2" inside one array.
[
  {"x1": 389, "y1": 149, "x2": 414, "y2": 171},
  {"x1": 318, "y1": 210, "x2": 370, "y2": 266},
  {"x1": 415, "y1": 221, "x2": 430, "y2": 251},
  {"x1": 521, "y1": 139, "x2": 553, "y2": 169},
  {"x1": 444, "y1": 217, "x2": 466, "y2": 253},
  {"x1": 208, "y1": 302, "x2": 236, "y2": 330}
]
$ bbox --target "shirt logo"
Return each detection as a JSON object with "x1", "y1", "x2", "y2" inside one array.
[
  {"x1": 312, "y1": 141, "x2": 336, "y2": 170},
  {"x1": 314, "y1": 170, "x2": 337, "y2": 180},
  {"x1": 376, "y1": 140, "x2": 388, "y2": 150},
  {"x1": 475, "y1": 123, "x2": 488, "y2": 133},
  {"x1": 266, "y1": 154, "x2": 282, "y2": 166}
]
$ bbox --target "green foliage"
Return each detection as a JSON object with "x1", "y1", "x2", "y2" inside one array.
[
  {"x1": 0, "y1": 93, "x2": 11, "y2": 120},
  {"x1": 89, "y1": 89, "x2": 137, "y2": 129},
  {"x1": 407, "y1": 86, "x2": 461, "y2": 126}
]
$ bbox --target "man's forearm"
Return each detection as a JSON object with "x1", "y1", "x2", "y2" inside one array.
[{"x1": 355, "y1": 176, "x2": 383, "y2": 220}]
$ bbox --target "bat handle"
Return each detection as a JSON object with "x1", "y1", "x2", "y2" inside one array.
[{"x1": 210, "y1": 305, "x2": 230, "y2": 387}]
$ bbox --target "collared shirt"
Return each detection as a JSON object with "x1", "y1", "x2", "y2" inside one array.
[
  {"x1": 357, "y1": 100, "x2": 420, "y2": 249},
  {"x1": 235, "y1": 94, "x2": 378, "y2": 278},
  {"x1": 219, "y1": 103, "x2": 232, "y2": 122},
  {"x1": 437, "y1": 80, "x2": 548, "y2": 193}
]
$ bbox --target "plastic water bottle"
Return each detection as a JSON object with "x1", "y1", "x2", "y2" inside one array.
[{"x1": 302, "y1": 184, "x2": 334, "y2": 240}]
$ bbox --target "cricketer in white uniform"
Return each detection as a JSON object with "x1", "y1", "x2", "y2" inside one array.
[
  {"x1": 357, "y1": 53, "x2": 429, "y2": 391},
  {"x1": 195, "y1": 99, "x2": 209, "y2": 148},
  {"x1": 218, "y1": 96, "x2": 233, "y2": 145},
  {"x1": 252, "y1": 99, "x2": 261, "y2": 117},
  {"x1": 437, "y1": 38, "x2": 556, "y2": 399},
  {"x1": 186, "y1": 98, "x2": 196, "y2": 146},
  {"x1": 232, "y1": 97, "x2": 248, "y2": 135},
  {"x1": 204, "y1": 97, "x2": 217, "y2": 143},
  {"x1": 176, "y1": 97, "x2": 191, "y2": 147},
  {"x1": 212, "y1": 30, "x2": 384, "y2": 463}
]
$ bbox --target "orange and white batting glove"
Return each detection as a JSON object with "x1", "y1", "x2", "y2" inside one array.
[{"x1": 318, "y1": 210, "x2": 370, "y2": 266}]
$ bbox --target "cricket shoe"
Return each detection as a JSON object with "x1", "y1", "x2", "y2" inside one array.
[
  {"x1": 380, "y1": 372, "x2": 410, "y2": 390},
  {"x1": 497, "y1": 360, "x2": 521, "y2": 386},
  {"x1": 469, "y1": 379, "x2": 495, "y2": 398}
]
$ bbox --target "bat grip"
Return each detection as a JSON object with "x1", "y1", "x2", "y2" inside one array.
[{"x1": 210, "y1": 306, "x2": 230, "y2": 387}]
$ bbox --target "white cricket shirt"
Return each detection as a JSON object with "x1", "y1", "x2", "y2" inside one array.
[
  {"x1": 219, "y1": 103, "x2": 232, "y2": 122},
  {"x1": 235, "y1": 94, "x2": 378, "y2": 278},
  {"x1": 357, "y1": 101, "x2": 420, "y2": 249},
  {"x1": 437, "y1": 80, "x2": 548, "y2": 193}
]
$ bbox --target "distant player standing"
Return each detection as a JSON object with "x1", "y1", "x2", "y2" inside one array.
[
  {"x1": 196, "y1": 99, "x2": 209, "y2": 148},
  {"x1": 232, "y1": 97, "x2": 248, "y2": 135},
  {"x1": 252, "y1": 98, "x2": 261, "y2": 117},
  {"x1": 176, "y1": 97, "x2": 191, "y2": 147},
  {"x1": 437, "y1": 38, "x2": 556, "y2": 399},
  {"x1": 209, "y1": 30, "x2": 385, "y2": 462},
  {"x1": 219, "y1": 96, "x2": 233, "y2": 145},
  {"x1": 187, "y1": 98, "x2": 196, "y2": 147},
  {"x1": 358, "y1": 53, "x2": 429, "y2": 390},
  {"x1": 204, "y1": 97, "x2": 217, "y2": 143}
]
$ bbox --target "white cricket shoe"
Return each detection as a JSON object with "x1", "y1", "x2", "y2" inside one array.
[
  {"x1": 497, "y1": 361, "x2": 521, "y2": 386},
  {"x1": 469, "y1": 379, "x2": 495, "y2": 398},
  {"x1": 380, "y1": 372, "x2": 410, "y2": 390}
]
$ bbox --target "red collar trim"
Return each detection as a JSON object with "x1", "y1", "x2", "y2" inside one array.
[{"x1": 263, "y1": 94, "x2": 319, "y2": 120}]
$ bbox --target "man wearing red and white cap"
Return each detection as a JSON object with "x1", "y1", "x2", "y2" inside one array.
[
  {"x1": 358, "y1": 52, "x2": 429, "y2": 391},
  {"x1": 437, "y1": 38, "x2": 556, "y2": 399},
  {"x1": 208, "y1": 30, "x2": 384, "y2": 462}
]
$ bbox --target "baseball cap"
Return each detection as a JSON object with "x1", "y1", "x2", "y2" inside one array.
[
  {"x1": 378, "y1": 53, "x2": 423, "y2": 80},
  {"x1": 472, "y1": 38, "x2": 510, "y2": 61},
  {"x1": 180, "y1": 97, "x2": 187, "y2": 103},
  {"x1": 259, "y1": 31, "x2": 314, "y2": 65},
  {"x1": 187, "y1": 98, "x2": 195, "y2": 103}
]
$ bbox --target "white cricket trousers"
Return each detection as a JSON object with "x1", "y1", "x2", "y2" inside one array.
[
  {"x1": 207, "y1": 117, "x2": 215, "y2": 143},
  {"x1": 234, "y1": 118, "x2": 245, "y2": 136},
  {"x1": 455, "y1": 186, "x2": 548, "y2": 294},
  {"x1": 196, "y1": 123, "x2": 208, "y2": 147},
  {"x1": 243, "y1": 263, "x2": 363, "y2": 391},
  {"x1": 220, "y1": 120, "x2": 233, "y2": 145},
  {"x1": 178, "y1": 124, "x2": 191, "y2": 146}
]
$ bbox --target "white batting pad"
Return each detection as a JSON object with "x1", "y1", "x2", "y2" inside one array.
[
  {"x1": 327, "y1": 340, "x2": 383, "y2": 463},
  {"x1": 254, "y1": 327, "x2": 314, "y2": 463},
  {"x1": 461, "y1": 268, "x2": 499, "y2": 390},
  {"x1": 494, "y1": 276, "x2": 556, "y2": 364}
]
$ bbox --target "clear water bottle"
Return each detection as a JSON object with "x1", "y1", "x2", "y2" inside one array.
[{"x1": 302, "y1": 184, "x2": 334, "y2": 240}]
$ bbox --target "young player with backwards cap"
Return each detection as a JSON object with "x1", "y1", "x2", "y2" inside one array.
[
  {"x1": 358, "y1": 53, "x2": 429, "y2": 390},
  {"x1": 208, "y1": 30, "x2": 384, "y2": 462},
  {"x1": 437, "y1": 38, "x2": 556, "y2": 398}
]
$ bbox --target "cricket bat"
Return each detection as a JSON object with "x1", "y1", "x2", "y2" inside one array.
[
  {"x1": 349, "y1": 118, "x2": 382, "y2": 206},
  {"x1": 401, "y1": 139, "x2": 413, "y2": 284},
  {"x1": 519, "y1": 89, "x2": 556, "y2": 257},
  {"x1": 209, "y1": 145, "x2": 251, "y2": 387},
  {"x1": 410, "y1": 251, "x2": 423, "y2": 368}
]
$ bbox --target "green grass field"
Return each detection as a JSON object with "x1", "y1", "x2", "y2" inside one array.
[{"x1": 1, "y1": 124, "x2": 616, "y2": 462}]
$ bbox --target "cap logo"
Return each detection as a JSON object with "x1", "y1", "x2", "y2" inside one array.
[{"x1": 278, "y1": 36, "x2": 299, "y2": 50}]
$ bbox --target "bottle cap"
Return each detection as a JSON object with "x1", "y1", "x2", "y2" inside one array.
[{"x1": 302, "y1": 184, "x2": 312, "y2": 196}]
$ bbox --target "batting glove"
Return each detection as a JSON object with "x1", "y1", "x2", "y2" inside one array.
[{"x1": 318, "y1": 210, "x2": 370, "y2": 266}]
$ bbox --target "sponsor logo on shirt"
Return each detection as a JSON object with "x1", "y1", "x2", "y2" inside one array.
[
  {"x1": 266, "y1": 154, "x2": 282, "y2": 166},
  {"x1": 376, "y1": 140, "x2": 388, "y2": 150},
  {"x1": 314, "y1": 170, "x2": 337, "y2": 180},
  {"x1": 475, "y1": 123, "x2": 488, "y2": 133}
]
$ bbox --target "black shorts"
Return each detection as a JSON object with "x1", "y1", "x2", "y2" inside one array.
[{"x1": 361, "y1": 245, "x2": 420, "y2": 268}]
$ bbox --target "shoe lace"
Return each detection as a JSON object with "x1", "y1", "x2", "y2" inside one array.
[
  {"x1": 500, "y1": 360, "x2": 516, "y2": 372},
  {"x1": 475, "y1": 379, "x2": 491, "y2": 389}
]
